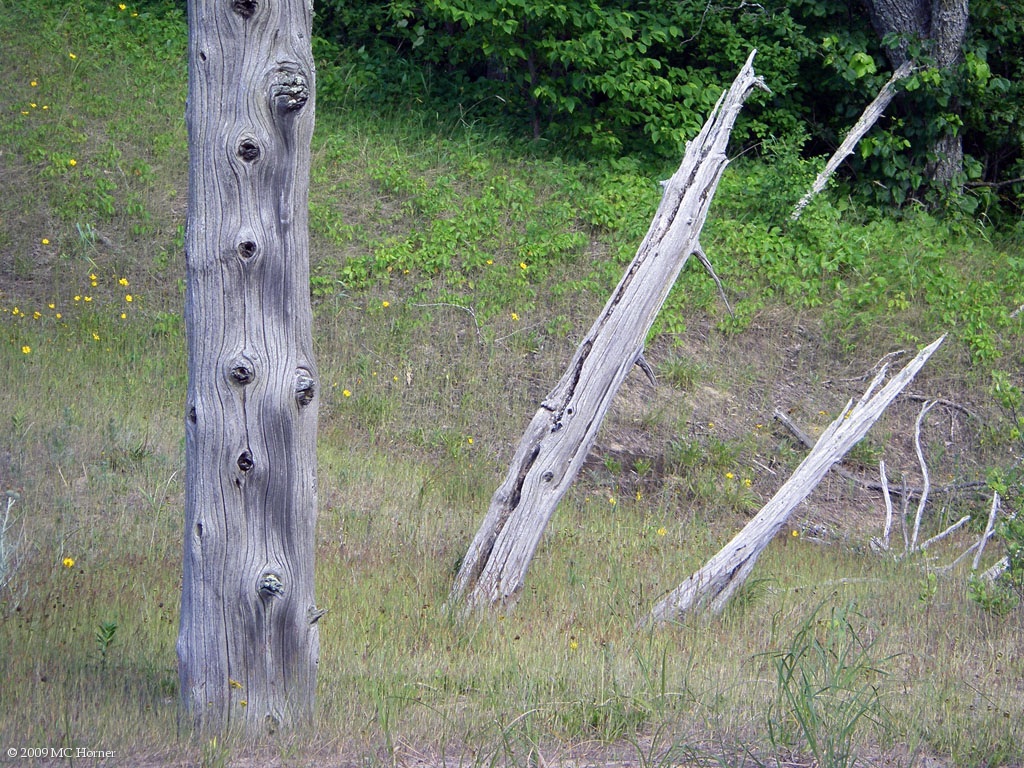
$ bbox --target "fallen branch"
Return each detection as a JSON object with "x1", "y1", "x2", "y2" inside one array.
[
  {"x1": 641, "y1": 335, "x2": 945, "y2": 625},
  {"x1": 774, "y1": 406, "x2": 986, "y2": 500},
  {"x1": 918, "y1": 514, "x2": 971, "y2": 551},
  {"x1": 792, "y1": 60, "x2": 916, "y2": 220}
]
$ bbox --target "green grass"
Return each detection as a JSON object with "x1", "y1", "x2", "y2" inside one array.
[{"x1": 2, "y1": 1, "x2": 1024, "y2": 765}]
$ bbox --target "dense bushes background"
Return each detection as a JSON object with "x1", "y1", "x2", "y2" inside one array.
[{"x1": 314, "y1": 0, "x2": 1024, "y2": 215}]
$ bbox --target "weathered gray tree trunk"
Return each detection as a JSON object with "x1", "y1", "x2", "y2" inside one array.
[
  {"x1": 641, "y1": 335, "x2": 945, "y2": 626},
  {"x1": 792, "y1": 60, "x2": 916, "y2": 220},
  {"x1": 178, "y1": 0, "x2": 320, "y2": 735},
  {"x1": 449, "y1": 51, "x2": 767, "y2": 612},
  {"x1": 863, "y1": 0, "x2": 969, "y2": 186}
]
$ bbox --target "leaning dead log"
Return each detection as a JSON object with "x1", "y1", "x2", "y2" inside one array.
[
  {"x1": 641, "y1": 335, "x2": 945, "y2": 626},
  {"x1": 448, "y1": 51, "x2": 769, "y2": 612},
  {"x1": 791, "y1": 60, "x2": 915, "y2": 220}
]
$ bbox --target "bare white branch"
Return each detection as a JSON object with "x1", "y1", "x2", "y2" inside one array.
[
  {"x1": 910, "y1": 400, "x2": 939, "y2": 550},
  {"x1": 881, "y1": 460, "x2": 893, "y2": 548},
  {"x1": 919, "y1": 515, "x2": 972, "y2": 551},
  {"x1": 642, "y1": 335, "x2": 945, "y2": 625},
  {"x1": 972, "y1": 492, "x2": 1002, "y2": 571}
]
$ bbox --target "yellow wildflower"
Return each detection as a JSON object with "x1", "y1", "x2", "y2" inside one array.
[
  {"x1": 118, "y1": 277, "x2": 129, "y2": 286},
  {"x1": 657, "y1": 527, "x2": 667, "y2": 537},
  {"x1": 569, "y1": 639, "x2": 579, "y2": 650},
  {"x1": 63, "y1": 557, "x2": 75, "y2": 568},
  {"x1": 342, "y1": 389, "x2": 351, "y2": 397},
  {"x1": 125, "y1": 294, "x2": 133, "y2": 302},
  {"x1": 92, "y1": 332, "x2": 100, "y2": 341},
  {"x1": 30, "y1": 80, "x2": 37, "y2": 87},
  {"x1": 69, "y1": 159, "x2": 77, "y2": 167},
  {"x1": 725, "y1": 472, "x2": 734, "y2": 480},
  {"x1": 41, "y1": 238, "x2": 50, "y2": 245},
  {"x1": 381, "y1": 300, "x2": 389, "y2": 308},
  {"x1": 21, "y1": 345, "x2": 31, "y2": 355},
  {"x1": 511, "y1": 312, "x2": 519, "y2": 321}
]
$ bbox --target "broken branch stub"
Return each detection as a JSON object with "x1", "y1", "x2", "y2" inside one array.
[
  {"x1": 449, "y1": 51, "x2": 768, "y2": 613},
  {"x1": 791, "y1": 60, "x2": 915, "y2": 220},
  {"x1": 641, "y1": 334, "x2": 945, "y2": 626}
]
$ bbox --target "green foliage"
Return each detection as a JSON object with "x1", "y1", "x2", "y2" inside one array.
[
  {"x1": 969, "y1": 511, "x2": 1024, "y2": 616},
  {"x1": 2, "y1": 2, "x2": 1024, "y2": 762},
  {"x1": 765, "y1": 601, "x2": 891, "y2": 768},
  {"x1": 317, "y1": 0, "x2": 1024, "y2": 213},
  {"x1": 95, "y1": 620, "x2": 118, "y2": 666},
  {"x1": 315, "y1": 0, "x2": 816, "y2": 158}
]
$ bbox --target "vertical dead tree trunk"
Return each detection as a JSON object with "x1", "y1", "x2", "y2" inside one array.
[
  {"x1": 178, "y1": 0, "x2": 321, "y2": 735},
  {"x1": 449, "y1": 51, "x2": 768, "y2": 612},
  {"x1": 640, "y1": 335, "x2": 945, "y2": 626}
]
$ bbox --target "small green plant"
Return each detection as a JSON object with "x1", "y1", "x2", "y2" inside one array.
[
  {"x1": 95, "y1": 620, "x2": 118, "y2": 667},
  {"x1": 968, "y1": 574, "x2": 1019, "y2": 616},
  {"x1": 764, "y1": 601, "x2": 890, "y2": 768},
  {"x1": 199, "y1": 736, "x2": 232, "y2": 768},
  {"x1": 971, "y1": 514, "x2": 1024, "y2": 615},
  {"x1": 917, "y1": 571, "x2": 938, "y2": 604}
]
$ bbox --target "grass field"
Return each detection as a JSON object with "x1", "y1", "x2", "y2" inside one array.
[{"x1": 1, "y1": 2, "x2": 1023, "y2": 766}]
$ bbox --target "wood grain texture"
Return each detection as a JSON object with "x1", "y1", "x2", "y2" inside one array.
[
  {"x1": 178, "y1": 0, "x2": 319, "y2": 735},
  {"x1": 450, "y1": 51, "x2": 767, "y2": 613}
]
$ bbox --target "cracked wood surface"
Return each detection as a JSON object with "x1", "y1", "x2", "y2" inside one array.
[{"x1": 449, "y1": 51, "x2": 768, "y2": 612}]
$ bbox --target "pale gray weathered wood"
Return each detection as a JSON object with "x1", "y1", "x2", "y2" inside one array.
[
  {"x1": 449, "y1": 51, "x2": 768, "y2": 612},
  {"x1": 792, "y1": 60, "x2": 915, "y2": 220},
  {"x1": 178, "y1": 0, "x2": 320, "y2": 735},
  {"x1": 641, "y1": 335, "x2": 945, "y2": 625}
]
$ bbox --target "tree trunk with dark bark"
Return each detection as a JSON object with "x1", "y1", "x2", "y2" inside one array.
[
  {"x1": 863, "y1": 0, "x2": 969, "y2": 186},
  {"x1": 178, "y1": 0, "x2": 321, "y2": 736}
]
